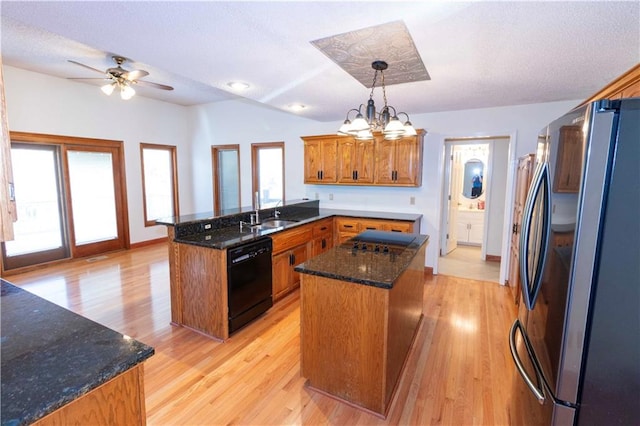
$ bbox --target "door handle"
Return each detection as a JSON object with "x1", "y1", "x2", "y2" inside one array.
[
  {"x1": 509, "y1": 320, "x2": 545, "y2": 404},
  {"x1": 321, "y1": 239, "x2": 326, "y2": 249}
]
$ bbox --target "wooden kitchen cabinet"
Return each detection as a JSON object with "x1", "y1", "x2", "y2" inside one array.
[
  {"x1": 0, "y1": 58, "x2": 17, "y2": 243},
  {"x1": 302, "y1": 136, "x2": 338, "y2": 183},
  {"x1": 302, "y1": 129, "x2": 424, "y2": 187},
  {"x1": 582, "y1": 63, "x2": 640, "y2": 104},
  {"x1": 271, "y1": 223, "x2": 313, "y2": 301},
  {"x1": 337, "y1": 139, "x2": 374, "y2": 184},
  {"x1": 272, "y1": 244, "x2": 309, "y2": 301},
  {"x1": 334, "y1": 217, "x2": 418, "y2": 244},
  {"x1": 310, "y1": 218, "x2": 334, "y2": 257},
  {"x1": 553, "y1": 126, "x2": 583, "y2": 193},
  {"x1": 374, "y1": 130, "x2": 425, "y2": 186},
  {"x1": 508, "y1": 154, "x2": 535, "y2": 305}
]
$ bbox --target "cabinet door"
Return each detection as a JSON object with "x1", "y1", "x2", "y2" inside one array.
[
  {"x1": 355, "y1": 140, "x2": 375, "y2": 184},
  {"x1": 553, "y1": 126, "x2": 583, "y2": 193},
  {"x1": 320, "y1": 139, "x2": 338, "y2": 183},
  {"x1": 374, "y1": 138, "x2": 396, "y2": 185},
  {"x1": 303, "y1": 138, "x2": 338, "y2": 183},
  {"x1": 304, "y1": 140, "x2": 323, "y2": 183},
  {"x1": 393, "y1": 137, "x2": 420, "y2": 185},
  {"x1": 508, "y1": 154, "x2": 535, "y2": 305},
  {"x1": 289, "y1": 244, "x2": 308, "y2": 290},
  {"x1": 620, "y1": 79, "x2": 640, "y2": 98},
  {"x1": 272, "y1": 251, "x2": 291, "y2": 301},
  {"x1": 337, "y1": 139, "x2": 358, "y2": 183},
  {"x1": 337, "y1": 139, "x2": 374, "y2": 184}
]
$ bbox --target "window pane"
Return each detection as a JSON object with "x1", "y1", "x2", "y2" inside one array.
[
  {"x1": 258, "y1": 147, "x2": 283, "y2": 207},
  {"x1": 67, "y1": 150, "x2": 118, "y2": 245},
  {"x1": 219, "y1": 149, "x2": 240, "y2": 211},
  {"x1": 4, "y1": 147, "x2": 64, "y2": 256},
  {"x1": 142, "y1": 147, "x2": 175, "y2": 222}
]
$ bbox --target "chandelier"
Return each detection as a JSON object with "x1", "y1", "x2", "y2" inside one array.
[{"x1": 338, "y1": 60, "x2": 417, "y2": 140}]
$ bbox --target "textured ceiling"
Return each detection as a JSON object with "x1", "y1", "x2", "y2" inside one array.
[{"x1": 1, "y1": 1, "x2": 639, "y2": 123}]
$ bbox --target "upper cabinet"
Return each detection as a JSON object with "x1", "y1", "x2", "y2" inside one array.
[
  {"x1": 302, "y1": 136, "x2": 338, "y2": 184},
  {"x1": 553, "y1": 125, "x2": 583, "y2": 193},
  {"x1": 581, "y1": 63, "x2": 640, "y2": 104},
  {"x1": 337, "y1": 139, "x2": 375, "y2": 184},
  {"x1": 374, "y1": 131, "x2": 424, "y2": 186},
  {"x1": 302, "y1": 129, "x2": 425, "y2": 187}
]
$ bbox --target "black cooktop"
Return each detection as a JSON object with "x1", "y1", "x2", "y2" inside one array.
[{"x1": 343, "y1": 230, "x2": 416, "y2": 254}]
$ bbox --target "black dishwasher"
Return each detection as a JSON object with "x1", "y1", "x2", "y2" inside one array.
[{"x1": 227, "y1": 237, "x2": 273, "y2": 334}]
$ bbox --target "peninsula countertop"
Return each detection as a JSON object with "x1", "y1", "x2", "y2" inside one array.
[
  {"x1": 0, "y1": 279, "x2": 154, "y2": 426},
  {"x1": 294, "y1": 232, "x2": 429, "y2": 289},
  {"x1": 168, "y1": 207, "x2": 423, "y2": 250}
]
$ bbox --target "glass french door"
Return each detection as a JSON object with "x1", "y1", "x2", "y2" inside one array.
[
  {"x1": 65, "y1": 145, "x2": 126, "y2": 258},
  {"x1": 2, "y1": 135, "x2": 128, "y2": 271},
  {"x1": 2, "y1": 144, "x2": 69, "y2": 270}
]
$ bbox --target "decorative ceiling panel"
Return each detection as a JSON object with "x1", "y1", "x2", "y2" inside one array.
[{"x1": 311, "y1": 20, "x2": 430, "y2": 88}]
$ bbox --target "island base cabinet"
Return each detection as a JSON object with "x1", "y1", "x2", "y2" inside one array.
[
  {"x1": 32, "y1": 364, "x2": 147, "y2": 426},
  {"x1": 300, "y1": 243, "x2": 425, "y2": 417}
]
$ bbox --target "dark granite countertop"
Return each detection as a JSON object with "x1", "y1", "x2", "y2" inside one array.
[
  {"x1": 173, "y1": 207, "x2": 423, "y2": 250},
  {"x1": 0, "y1": 280, "x2": 154, "y2": 426},
  {"x1": 294, "y1": 233, "x2": 429, "y2": 289}
]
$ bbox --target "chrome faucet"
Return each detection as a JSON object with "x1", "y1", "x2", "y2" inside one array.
[
  {"x1": 239, "y1": 220, "x2": 252, "y2": 231},
  {"x1": 274, "y1": 199, "x2": 282, "y2": 218}
]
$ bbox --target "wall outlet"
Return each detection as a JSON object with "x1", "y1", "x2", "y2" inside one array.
[
  {"x1": 410, "y1": 196, "x2": 415, "y2": 205},
  {"x1": 204, "y1": 223, "x2": 212, "y2": 230},
  {"x1": 329, "y1": 193, "x2": 334, "y2": 201}
]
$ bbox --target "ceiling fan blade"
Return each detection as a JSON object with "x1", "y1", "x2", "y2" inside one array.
[
  {"x1": 133, "y1": 80, "x2": 174, "y2": 91},
  {"x1": 67, "y1": 78, "x2": 112, "y2": 82},
  {"x1": 67, "y1": 60, "x2": 106, "y2": 75},
  {"x1": 124, "y1": 69, "x2": 149, "y2": 80}
]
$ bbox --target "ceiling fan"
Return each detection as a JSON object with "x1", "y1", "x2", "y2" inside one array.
[{"x1": 67, "y1": 55, "x2": 174, "y2": 100}]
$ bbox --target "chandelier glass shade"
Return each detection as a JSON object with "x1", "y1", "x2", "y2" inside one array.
[
  {"x1": 100, "y1": 79, "x2": 136, "y2": 100},
  {"x1": 338, "y1": 61, "x2": 416, "y2": 140}
]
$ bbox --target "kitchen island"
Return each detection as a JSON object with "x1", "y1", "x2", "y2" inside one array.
[
  {"x1": 295, "y1": 231, "x2": 428, "y2": 418},
  {"x1": 157, "y1": 200, "x2": 423, "y2": 341},
  {"x1": 0, "y1": 279, "x2": 154, "y2": 426}
]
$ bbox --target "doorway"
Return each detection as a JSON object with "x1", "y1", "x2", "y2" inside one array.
[
  {"x1": 2, "y1": 132, "x2": 129, "y2": 271},
  {"x1": 439, "y1": 137, "x2": 510, "y2": 283}
]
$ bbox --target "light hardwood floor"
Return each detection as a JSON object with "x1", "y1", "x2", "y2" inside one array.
[
  {"x1": 438, "y1": 245, "x2": 501, "y2": 283},
  {"x1": 6, "y1": 243, "x2": 517, "y2": 425}
]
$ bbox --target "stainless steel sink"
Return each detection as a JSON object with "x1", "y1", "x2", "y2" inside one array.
[{"x1": 257, "y1": 219, "x2": 298, "y2": 229}]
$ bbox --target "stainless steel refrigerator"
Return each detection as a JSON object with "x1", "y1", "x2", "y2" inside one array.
[{"x1": 508, "y1": 98, "x2": 640, "y2": 425}]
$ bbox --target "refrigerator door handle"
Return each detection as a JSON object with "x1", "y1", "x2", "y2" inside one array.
[
  {"x1": 519, "y1": 162, "x2": 551, "y2": 310},
  {"x1": 509, "y1": 319, "x2": 545, "y2": 404}
]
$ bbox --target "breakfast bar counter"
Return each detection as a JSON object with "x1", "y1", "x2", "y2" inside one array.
[
  {"x1": 0, "y1": 279, "x2": 154, "y2": 426},
  {"x1": 296, "y1": 231, "x2": 429, "y2": 418}
]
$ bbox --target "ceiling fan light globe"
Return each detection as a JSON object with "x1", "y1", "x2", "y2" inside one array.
[
  {"x1": 120, "y1": 85, "x2": 135, "y2": 100},
  {"x1": 101, "y1": 83, "x2": 116, "y2": 96}
]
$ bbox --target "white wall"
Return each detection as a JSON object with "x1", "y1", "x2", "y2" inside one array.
[
  {"x1": 3, "y1": 66, "x2": 191, "y2": 244},
  {"x1": 5, "y1": 65, "x2": 581, "y2": 278},
  {"x1": 185, "y1": 98, "x2": 579, "y2": 278}
]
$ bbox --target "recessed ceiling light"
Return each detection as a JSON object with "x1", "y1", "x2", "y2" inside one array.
[
  {"x1": 288, "y1": 104, "x2": 306, "y2": 112},
  {"x1": 227, "y1": 81, "x2": 250, "y2": 90}
]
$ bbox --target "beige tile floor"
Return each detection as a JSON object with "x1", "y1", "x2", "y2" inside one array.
[{"x1": 438, "y1": 244, "x2": 501, "y2": 283}]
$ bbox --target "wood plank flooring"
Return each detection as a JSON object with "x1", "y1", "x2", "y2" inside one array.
[{"x1": 5, "y1": 243, "x2": 517, "y2": 425}]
